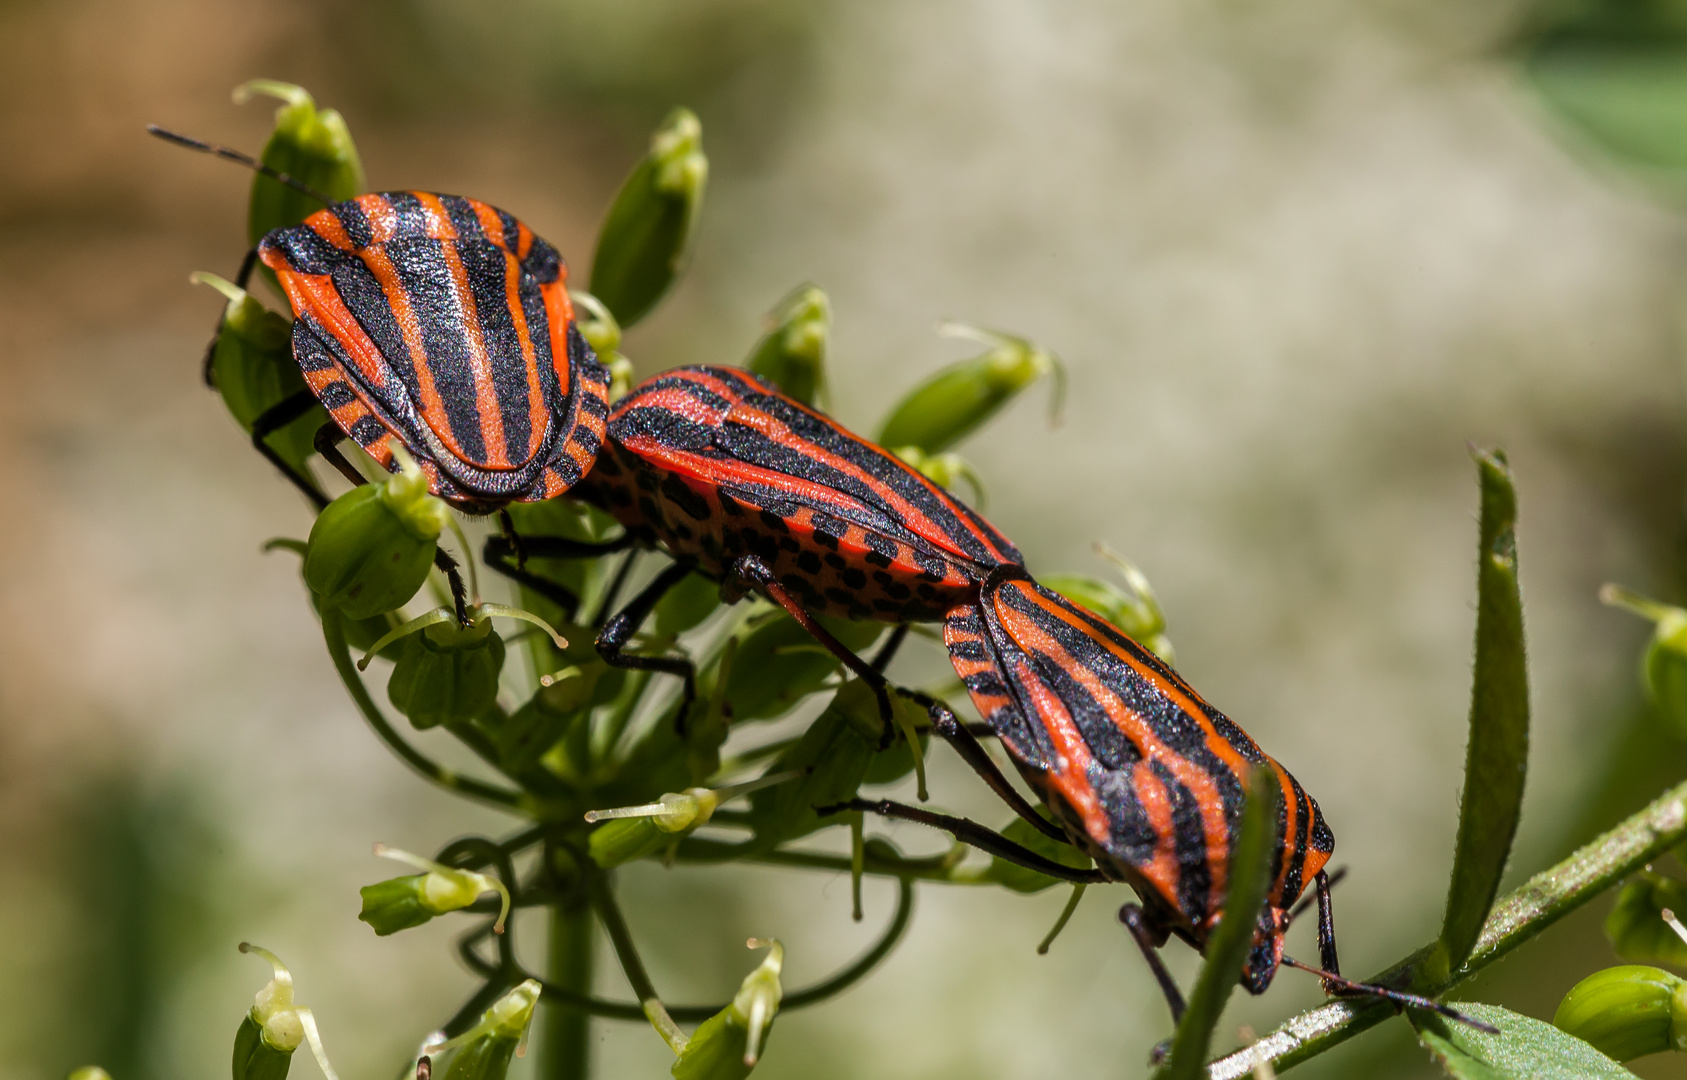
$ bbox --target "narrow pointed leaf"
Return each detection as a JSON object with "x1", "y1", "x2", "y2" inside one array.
[
  {"x1": 1412, "y1": 1003, "x2": 1636, "y2": 1079},
  {"x1": 1155, "y1": 766, "x2": 1280, "y2": 1080},
  {"x1": 1435, "y1": 447, "x2": 1530, "y2": 978}
]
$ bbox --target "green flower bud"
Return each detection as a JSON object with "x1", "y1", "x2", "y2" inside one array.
[
  {"x1": 671, "y1": 940, "x2": 784, "y2": 1078},
  {"x1": 387, "y1": 618, "x2": 505, "y2": 729},
  {"x1": 235, "y1": 80, "x2": 364, "y2": 244},
  {"x1": 1042, "y1": 543, "x2": 1174, "y2": 664},
  {"x1": 1608, "y1": 873, "x2": 1687, "y2": 965},
  {"x1": 590, "y1": 108, "x2": 707, "y2": 327},
  {"x1": 233, "y1": 944, "x2": 341, "y2": 1080},
  {"x1": 1604, "y1": 585, "x2": 1687, "y2": 738},
  {"x1": 889, "y1": 445, "x2": 985, "y2": 507},
  {"x1": 423, "y1": 980, "x2": 540, "y2": 1080},
  {"x1": 876, "y1": 323, "x2": 1065, "y2": 454},
  {"x1": 745, "y1": 286, "x2": 830, "y2": 408},
  {"x1": 587, "y1": 772, "x2": 801, "y2": 868},
  {"x1": 304, "y1": 451, "x2": 449, "y2": 619},
  {"x1": 193, "y1": 273, "x2": 323, "y2": 475},
  {"x1": 264, "y1": 538, "x2": 403, "y2": 660},
  {"x1": 482, "y1": 663, "x2": 610, "y2": 779},
  {"x1": 69, "y1": 1067, "x2": 112, "y2": 1080},
  {"x1": 568, "y1": 290, "x2": 636, "y2": 402},
  {"x1": 358, "y1": 845, "x2": 512, "y2": 936},
  {"x1": 1555, "y1": 965, "x2": 1687, "y2": 1061},
  {"x1": 724, "y1": 613, "x2": 882, "y2": 723}
]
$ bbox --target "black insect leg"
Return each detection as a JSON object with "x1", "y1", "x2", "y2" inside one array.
[
  {"x1": 1315, "y1": 869, "x2": 1341, "y2": 980},
  {"x1": 481, "y1": 533, "x2": 634, "y2": 623},
  {"x1": 497, "y1": 509, "x2": 527, "y2": 569},
  {"x1": 869, "y1": 624, "x2": 909, "y2": 673},
  {"x1": 822, "y1": 797, "x2": 1104, "y2": 884},
  {"x1": 730, "y1": 553, "x2": 898, "y2": 748},
  {"x1": 596, "y1": 560, "x2": 698, "y2": 727},
  {"x1": 249, "y1": 390, "x2": 328, "y2": 509},
  {"x1": 1119, "y1": 904, "x2": 1187, "y2": 1024},
  {"x1": 919, "y1": 696, "x2": 1067, "y2": 841},
  {"x1": 202, "y1": 246, "x2": 260, "y2": 387}
]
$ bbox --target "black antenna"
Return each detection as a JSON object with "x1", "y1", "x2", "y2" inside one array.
[
  {"x1": 147, "y1": 125, "x2": 334, "y2": 206},
  {"x1": 1279, "y1": 956, "x2": 1500, "y2": 1034}
]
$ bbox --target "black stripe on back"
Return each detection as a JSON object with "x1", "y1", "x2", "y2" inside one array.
[
  {"x1": 1151, "y1": 758, "x2": 1211, "y2": 926},
  {"x1": 332, "y1": 197, "x2": 374, "y2": 250},
  {"x1": 456, "y1": 230, "x2": 539, "y2": 464},
  {"x1": 440, "y1": 195, "x2": 485, "y2": 243},
  {"x1": 384, "y1": 235, "x2": 488, "y2": 464}
]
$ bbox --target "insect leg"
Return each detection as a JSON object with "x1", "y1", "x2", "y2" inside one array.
[
  {"x1": 248, "y1": 390, "x2": 328, "y2": 509},
  {"x1": 869, "y1": 624, "x2": 910, "y2": 673},
  {"x1": 480, "y1": 533, "x2": 634, "y2": 624},
  {"x1": 596, "y1": 560, "x2": 699, "y2": 726},
  {"x1": 730, "y1": 553, "x2": 896, "y2": 748},
  {"x1": 1119, "y1": 904, "x2": 1187, "y2": 1024},
  {"x1": 202, "y1": 246, "x2": 260, "y2": 387},
  {"x1": 824, "y1": 797, "x2": 1105, "y2": 884},
  {"x1": 1315, "y1": 869, "x2": 1341, "y2": 979},
  {"x1": 480, "y1": 542, "x2": 583, "y2": 619},
  {"x1": 919, "y1": 696, "x2": 1068, "y2": 841},
  {"x1": 496, "y1": 509, "x2": 528, "y2": 569}
]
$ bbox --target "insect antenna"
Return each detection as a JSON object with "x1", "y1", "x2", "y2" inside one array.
[
  {"x1": 1279, "y1": 956, "x2": 1499, "y2": 1034},
  {"x1": 146, "y1": 125, "x2": 333, "y2": 205}
]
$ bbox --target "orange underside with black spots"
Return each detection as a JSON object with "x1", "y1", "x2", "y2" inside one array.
[{"x1": 257, "y1": 190, "x2": 609, "y2": 509}]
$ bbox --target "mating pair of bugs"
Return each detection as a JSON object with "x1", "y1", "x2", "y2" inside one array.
[{"x1": 154, "y1": 123, "x2": 1484, "y2": 1041}]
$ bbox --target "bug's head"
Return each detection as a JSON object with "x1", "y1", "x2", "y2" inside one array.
[{"x1": 1239, "y1": 906, "x2": 1290, "y2": 994}]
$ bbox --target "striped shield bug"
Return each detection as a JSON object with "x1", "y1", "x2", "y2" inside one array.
[
  {"x1": 484, "y1": 364, "x2": 1023, "y2": 730},
  {"x1": 832, "y1": 567, "x2": 1492, "y2": 1034},
  {"x1": 151, "y1": 126, "x2": 611, "y2": 619}
]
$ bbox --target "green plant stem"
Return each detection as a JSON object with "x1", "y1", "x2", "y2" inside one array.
[
  {"x1": 321, "y1": 609, "x2": 527, "y2": 812},
  {"x1": 1208, "y1": 777, "x2": 1687, "y2": 1078},
  {"x1": 591, "y1": 872, "x2": 688, "y2": 1053},
  {"x1": 544, "y1": 891, "x2": 594, "y2": 1080}
]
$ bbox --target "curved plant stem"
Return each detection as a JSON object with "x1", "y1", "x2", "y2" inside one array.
[
  {"x1": 321, "y1": 608, "x2": 528, "y2": 812},
  {"x1": 1208, "y1": 777, "x2": 1687, "y2": 1078},
  {"x1": 591, "y1": 872, "x2": 686, "y2": 1053}
]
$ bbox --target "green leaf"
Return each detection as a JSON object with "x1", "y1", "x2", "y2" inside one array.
[
  {"x1": 979, "y1": 811, "x2": 1093, "y2": 894},
  {"x1": 723, "y1": 613, "x2": 881, "y2": 723},
  {"x1": 1413, "y1": 1003, "x2": 1638, "y2": 1079},
  {"x1": 1155, "y1": 766, "x2": 1280, "y2": 1080},
  {"x1": 746, "y1": 681, "x2": 878, "y2": 846},
  {"x1": 1434, "y1": 447, "x2": 1530, "y2": 979}
]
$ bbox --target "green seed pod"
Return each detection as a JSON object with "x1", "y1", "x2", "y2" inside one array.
[
  {"x1": 587, "y1": 772, "x2": 801, "y2": 868},
  {"x1": 1555, "y1": 965, "x2": 1687, "y2": 1061},
  {"x1": 590, "y1": 108, "x2": 707, "y2": 328},
  {"x1": 304, "y1": 453, "x2": 448, "y2": 619},
  {"x1": 192, "y1": 273, "x2": 323, "y2": 476},
  {"x1": 1607, "y1": 873, "x2": 1687, "y2": 966},
  {"x1": 724, "y1": 614, "x2": 882, "y2": 723},
  {"x1": 876, "y1": 324, "x2": 1064, "y2": 454},
  {"x1": 358, "y1": 846, "x2": 510, "y2": 936},
  {"x1": 429, "y1": 980, "x2": 540, "y2": 1080},
  {"x1": 386, "y1": 618, "x2": 506, "y2": 730},
  {"x1": 233, "y1": 1013, "x2": 294, "y2": 1080},
  {"x1": 671, "y1": 941, "x2": 784, "y2": 1079},
  {"x1": 745, "y1": 286, "x2": 830, "y2": 408},
  {"x1": 889, "y1": 445, "x2": 985, "y2": 507},
  {"x1": 231, "y1": 944, "x2": 324, "y2": 1080},
  {"x1": 1603, "y1": 586, "x2": 1687, "y2": 737},
  {"x1": 235, "y1": 80, "x2": 364, "y2": 245}
]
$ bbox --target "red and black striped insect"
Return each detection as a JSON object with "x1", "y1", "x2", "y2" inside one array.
[
  {"x1": 834, "y1": 568, "x2": 1488, "y2": 1032},
  {"x1": 151, "y1": 127, "x2": 610, "y2": 618},
  {"x1": 485, "y1": 364, "x2": 1023, "y2": 727}
]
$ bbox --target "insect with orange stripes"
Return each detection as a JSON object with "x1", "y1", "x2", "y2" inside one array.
[
  {"x1": 832, "y1": 567, "x2": 1492, "y2": 1035},
  {"x1": 151, "y1": 127, "x2": 611, "y2": 620},
  {"x1": 485, "y1": 364, "x2": 1024, "y2": 730}
]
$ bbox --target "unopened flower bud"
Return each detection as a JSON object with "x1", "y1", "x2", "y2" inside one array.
[
  {"x1": 68, "y1": 1067, "x2": 112, "y2": 1080},
  {"x1": 423, "y1": 980, "x2": 540, "y2": 1080},
  {"x1": 1555, "y1": 964, "x2": 1687, "y2": 1061},
  {"x1": 192, "y1": 273, "x2": 322, "y2": 474},
  {"x1": 1042, "y1": 543, "x2": 1174, "y2": 664},
  {"x1": 590, "y1": 108, "x2": 707, "y2": 327},
  {"x1": 889, "y1": 445, "x2": 985, "y2": 507},
  {"x1": 357, "y1": 603, "x2": 564, "y2": 729},
  {"x1": 235, "y1": 80, "x2": 364, "y2": 244},
  {"x1": 234, "y1": 944, "x2": 341, "y2": 1080},
  {"x1": 358, "y1": 845, "x2": 511, "y2": 936},
  {"x1": 745, "y1": 286, "x2": 830, "y2": 408},
  {"x1": 587, "y1": 773, "x2": 799, "y2": 868},
  {"x1": 568, "y1": 290, "x2": 635, "y2": 402},
  {"x1": 304, "y1": 451, "x2": 449, "y2": 619},
  {"x1": 876, "y1": 323, "x2": 1064, "y2": 454},
  {"x1": 1604, "y1": 585, "x2": 1687, "y2": 738},
  {"x1": 670, "y1": 940, "x2": 784, "y2": 1079}
]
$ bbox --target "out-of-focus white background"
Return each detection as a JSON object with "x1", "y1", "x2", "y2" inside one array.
[{"x1": 4, "y1": 1, "x2": 1687, "y2": 1077}]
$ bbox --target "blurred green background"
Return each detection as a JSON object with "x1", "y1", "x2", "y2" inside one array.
[{"x1": 7, "y1": 0, "x2": 1687, "y2": 1076}]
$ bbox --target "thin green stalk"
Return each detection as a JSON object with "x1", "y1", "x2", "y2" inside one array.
[
  {"x1": 591, "y1": 872, "x2": 686, "y2": 1053},
  {"x1": 544, "y1": 891, "x2": 594, "y2": 1080},
  {"x1": 321, "y1": 609, "x2": 527, "y2": 812},
  {"x1": 1208, "y1": 777, "x2": 1687, "y2": 1077}
]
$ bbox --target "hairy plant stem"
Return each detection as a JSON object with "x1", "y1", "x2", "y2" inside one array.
[
  {"x1": 545, "y1": 887, "x2": 595, "y2": 1080},
  {"x1": 321, "y1": 608, "x2": 528, "y2": 812},
  {"x1": 1209, "y1": 777, "x2": 1687, "y2": 1078}
]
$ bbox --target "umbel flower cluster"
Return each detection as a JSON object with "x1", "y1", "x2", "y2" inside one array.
[{"x1": 141, "y1": 81, "x2": 1171, "y2": 1080}]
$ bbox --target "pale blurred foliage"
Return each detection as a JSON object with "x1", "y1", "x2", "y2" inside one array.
[{"x1": 1, "y1": 0, "x2": 1685, "y2": 1078}]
